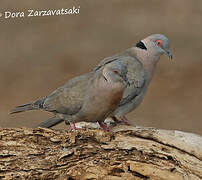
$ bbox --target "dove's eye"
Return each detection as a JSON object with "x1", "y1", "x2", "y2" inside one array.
[
  {"x1": 113, "y1": 70, "x2": 119, "y2": 74},
  {"x1": 156, "y1": 40, "x2": 163, "y2": 47}
]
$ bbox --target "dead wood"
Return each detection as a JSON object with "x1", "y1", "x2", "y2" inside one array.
[{"x1": 0, "y1": 124, "x2": 202, "y2": 180}]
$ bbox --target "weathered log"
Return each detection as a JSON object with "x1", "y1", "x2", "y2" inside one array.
[{"x1": 0, "y1": 124, "x2": 202, "y2": 180}]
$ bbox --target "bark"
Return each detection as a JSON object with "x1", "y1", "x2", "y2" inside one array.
[{"x1": 0, "y1": 124, "x2": 202, "y2": 180}]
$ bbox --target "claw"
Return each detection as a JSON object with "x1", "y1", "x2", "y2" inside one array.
[{"x1": 98, "y1": 122, "x2": 112, "y2": 132}]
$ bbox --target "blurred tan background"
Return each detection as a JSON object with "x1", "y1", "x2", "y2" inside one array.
[{"x1": 1, "y1": 0, "x2": 202, "y2": 135}]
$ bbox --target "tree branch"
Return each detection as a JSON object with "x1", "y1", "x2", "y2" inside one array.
[{"x1": 0, "y1": 124, "x2": 202, "y2": 180}]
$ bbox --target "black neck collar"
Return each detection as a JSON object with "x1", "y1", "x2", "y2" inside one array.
[{"x1": 136, "y1": 41, "x2": 147, "y2": 50}]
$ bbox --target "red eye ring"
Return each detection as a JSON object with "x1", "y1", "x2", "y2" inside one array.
[
  {"x1": 156, "y1": 39, "x2": 163, "y2": 47},
  {"x1": 113, "y1": 70, "x2": 119, "y2": 74}
]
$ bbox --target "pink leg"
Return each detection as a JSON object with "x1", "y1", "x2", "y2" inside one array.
[
  {"x1": 121, "y1": 115, "x2": 130, "y2": 125},
  {"x1": 112, "y1": 116, "x2": 130, "y2": 125},
  {"x1": 69, "y1": 122, "x2": 83, "y2": 131},
  {"x1": 112, "y1": 116, "x2": 122, "y2": 123},
  {"x1": 98, "y1": 122, "x2": 112, "y2": 132}
]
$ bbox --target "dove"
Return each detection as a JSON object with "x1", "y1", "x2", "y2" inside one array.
[
  {"x1": 94, "y1": 34, "x2": 172, "y2": 123},
  {"x1": 57, "y1": 61, "x2": 129, "y2": 131},
  {"x1": 10, "y1": 34, "x2": 172, "y2": 127},
  {"x1": 10, "y1": 61, "x2": 129, "y2": 131}
]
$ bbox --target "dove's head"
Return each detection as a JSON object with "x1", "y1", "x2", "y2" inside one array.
[
  {"x1": 102, "y1": 61, "x2": 129, "y2": 86},
  {"x1": 136, "y1": 34, "x2": 172, "y2": 60}
]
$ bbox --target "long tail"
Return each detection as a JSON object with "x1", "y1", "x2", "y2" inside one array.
[
  {"x1": 10, "y1": 103, "x2": 38, "y2": 114},
  {"x1": 10, "y1": 98, "x2": 45, "y2": 114},
  {"x1": 37, "y1": 117, "x2": 64, "y2": 128}
]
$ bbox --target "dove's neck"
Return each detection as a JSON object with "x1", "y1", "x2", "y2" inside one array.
[{"x1": 128, "y1": 46, "x2": 161, "y2": 81}]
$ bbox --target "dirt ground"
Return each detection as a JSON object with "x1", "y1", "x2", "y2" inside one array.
[{"x1": 1, "y1": 0, "x2": 202, "y2": 135}]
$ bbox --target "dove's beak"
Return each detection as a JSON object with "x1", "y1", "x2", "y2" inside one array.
[{"x1": 165, "y1": 50, "x2": 173, "y2": 60}]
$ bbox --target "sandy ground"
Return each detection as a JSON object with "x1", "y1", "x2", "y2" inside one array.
[{"x1": 1, "y1": 0, "x2": 202, "y2": 135}]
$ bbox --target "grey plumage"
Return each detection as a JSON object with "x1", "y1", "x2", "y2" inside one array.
[
  {"x1": 94, "y1": 52, "x2": 146, "y2": 117},
  {"x1": 57, "y1": 61, "x2": 129, "y2": 130},
  {"x1": 11, "y1": 61, "x2": 128, "y2": 130},
  {"x1": 10, "y1": 98, "x2": 45, "y2": 114},
  {"x1": 94, "y1": 34, "x2": 172, "y2": 120},
  {"x1": 37, "y1": 117, "x2": 64, "y2": 128},
  {"x1": 10, "y1": 34, "x2": 172, "y2": 128}
]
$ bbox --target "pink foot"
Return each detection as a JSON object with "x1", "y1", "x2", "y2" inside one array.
[
  {"x1": 69, "y1": 122, "x2": 83, "y2": 131},
  {"x1": 112, "y1": 116, "x2": 130, "y2": 125},
  {"x1": 112, "y1": 116, "x2": 122, "y2": 123},
  {"x1": 98, "y1": 122, "x2": 112, "y2": 132},
  {"x1": 121, "y1": 115, "x2": 130, "y2": 125}
]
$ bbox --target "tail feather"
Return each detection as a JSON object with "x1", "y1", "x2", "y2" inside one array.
[
  {"x1": 10, "y1": 103, "x2": 37, "y2": 114},
  {"x1": 10, "y1": 98, "x2": 45, "y2": 114},
  {"x1": 37, "y1": 117, "x2": 64, "y2": 128}
]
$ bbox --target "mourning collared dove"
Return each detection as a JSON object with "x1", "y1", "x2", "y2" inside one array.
[
  {"x1": 10, "y1": 34, "x2": 172, "y2": 128},
  {"x1": 95, "y1": 34, "x2": 172, "y2": 123},
  {"x1": 11, "y1": 61, "x2": 129, "y2": 131},
  {"x1": 57, "y1": 61, "x2": 128, "y2": 131}
]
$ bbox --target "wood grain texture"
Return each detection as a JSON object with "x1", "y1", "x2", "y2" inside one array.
[{"x1": 0, "y1": 125, "x2": 202, "y2": 180}]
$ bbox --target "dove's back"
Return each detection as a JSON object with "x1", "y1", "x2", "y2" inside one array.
[{"x1": 43, "y1": 72, "x2": 93, "y2": 115}]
